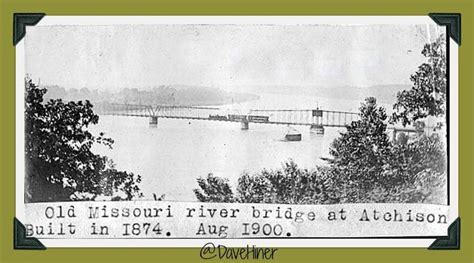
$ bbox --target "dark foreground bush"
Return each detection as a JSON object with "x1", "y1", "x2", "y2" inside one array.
[
  {"x1": 194, "y1": 161, "x2": 340, "y2": 204},
  {"x1": 193, "y1": 132, "x2": 447, "y2": 205},
  {"x1": 193, "y1": 159, "x2": 446, "y2": 205}
]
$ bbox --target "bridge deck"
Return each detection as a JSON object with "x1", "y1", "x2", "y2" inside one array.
[
  {"x1": 104, "y1": 112, "x2": 417, "y2": 131},
  {"x1": 107, "y1": 113, "x2": 353, "y2": 127},
  {"x1": 95, "y1": 104, "x2": 417, "y2": 132}
]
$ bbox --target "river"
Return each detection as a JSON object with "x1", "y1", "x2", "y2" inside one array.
[{"x1": 90, "y1": 93, "x2": 393, "y2": 201}]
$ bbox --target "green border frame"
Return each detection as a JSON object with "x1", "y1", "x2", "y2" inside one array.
[{"x1": 1, "y1": 0, "x2": 472, "y2": 262}]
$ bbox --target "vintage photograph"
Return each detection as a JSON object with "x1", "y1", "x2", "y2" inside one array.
[{"x1": 22, "y1": 20, "x2": 448, "y2": 208}]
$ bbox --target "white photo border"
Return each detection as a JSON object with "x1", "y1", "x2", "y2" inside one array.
[{"x1": 15, "y1": 15, "x2": 459, "y2": 248}]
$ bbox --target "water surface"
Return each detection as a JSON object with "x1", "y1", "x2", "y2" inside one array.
[{"x1": 90, "y1": 93, "x2": 384, "y2": 201}]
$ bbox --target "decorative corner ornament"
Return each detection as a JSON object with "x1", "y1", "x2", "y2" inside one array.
[
  {"x1": 428, "y1": 13, "x2": 461, "y2": 45},
  {"x1": 14, "y1": 218, "x2": 46, "y2": 250},
  {"x1": 428, "y1": 217, "x2": 460, "y2": 250},
  {"x1": 13, "y1": 13, "x2": 46, "y2": 46}
]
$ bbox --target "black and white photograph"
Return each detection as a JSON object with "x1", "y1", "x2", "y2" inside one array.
[{"x1": 16, "y1": 16, "x2": 457, "y2": 246}]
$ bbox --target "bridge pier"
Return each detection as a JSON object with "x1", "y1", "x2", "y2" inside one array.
[
  {"x1": 310, "y1": 124, "x2": 324, "y2": 135},
  {"x1": 149, "y1": 116, "x2": 158, "y2": 127},
  {"x1": 241, "y1": 121, "x2": 249, "y2": 130}
]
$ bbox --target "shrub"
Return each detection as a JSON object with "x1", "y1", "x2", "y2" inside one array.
[
  {"x1": 194, "y1": 161, "x2": 342, "y2": 205},
  {"x1": 193, "y1": 173, "x2": 235, "y2": 203}
]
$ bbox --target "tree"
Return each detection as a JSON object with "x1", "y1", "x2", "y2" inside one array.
[
  {"x1": 327, "y1": 96, "x2": 447, "y2": 203},
  {"x1": 24, "y1": 78, "x2": 142, "y2": 202},
  {"x1": 392, "y1": 35, "x2": 446, "y2": 126},
  {"x1": 384, "y1": 133, "x2": 447, "y2": 204},
  {"x1": 236, "y1": 172, "x2": 272, "y2": 203},
  {"x1": 329, "y1": 97, "x2": 393, "y2": 193},
  {"x1": 238, "y1": 162, "x2": 338, "y2": 204},
  {"x1": 235, "y1": 161, "x2": 326, "y2": 204},
  {"x1": 192, "y1": 152, "x2": 446, "y2": 204},
  {"x1": 193, "y1": 173, "x2": 235, "y2": 203},
  {"x1": 194, "y1": 161, "x2": 341, "y2": 205}
]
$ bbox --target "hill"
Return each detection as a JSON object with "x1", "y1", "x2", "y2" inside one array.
[{"x1": 42, "y1": 85, "x2": 260, "y2": 106}]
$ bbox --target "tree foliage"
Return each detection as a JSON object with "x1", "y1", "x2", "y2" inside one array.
[
  {"x1": 329, "y1": 97, "x2": 393, "y2": 190},
  {"x1": 25, "y1": 78, "x2": 143, "y2": 202},
  {"x1": 194, "y1": 137, "x2": 446, "y2": 204},
  {"x1": 326, "y1": 97, "x2": 446, "y2": 203},
  {"x1": 194, "y1": 162, "x2": 341, "y2": 205},
  {"x1": 193, "y1": 173, "x2": 235, "y2": 203},
  {"x1": 193, "y1": 99, "x2": 446, "y2": 205},
  {"x1": 392, "y1": 35, "x2": 447, "y2": 126},
  {"x1": 193, "y1": 36, "x2": 448, "y2": 205},
  {"x1": 235, "y1": 162, "x2": 339, "y2": 204}
]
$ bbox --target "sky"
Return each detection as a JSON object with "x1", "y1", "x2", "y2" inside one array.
[{"x1": 25, "y1": 23, "x2": 444, "y2": 93}]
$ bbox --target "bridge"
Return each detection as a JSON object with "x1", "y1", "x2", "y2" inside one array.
[
  {"x1": 96, "y1": 103, "x2": 418, "y2": 137},
  {"x1": 96, "y1": 103, "x2": 363, "y2": 134}
]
